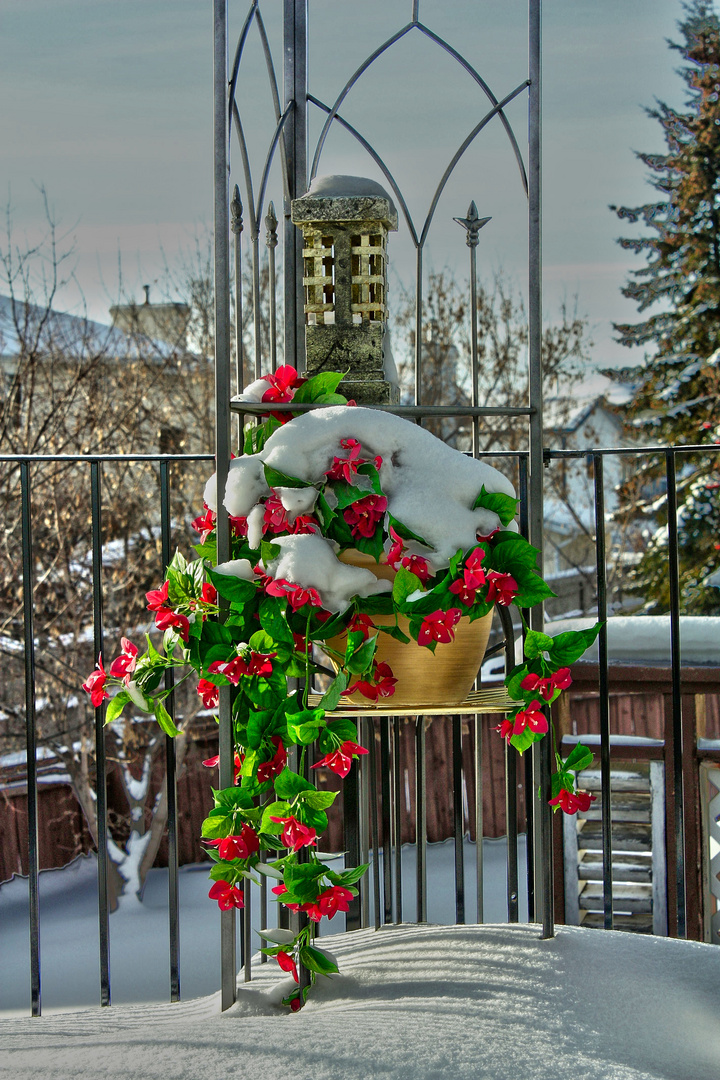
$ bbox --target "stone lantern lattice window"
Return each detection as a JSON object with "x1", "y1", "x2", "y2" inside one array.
[{"x1": 292, "y1": 176, "x2": 399, "y2": 404}]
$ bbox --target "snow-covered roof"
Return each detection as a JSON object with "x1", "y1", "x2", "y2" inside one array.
[{"x1": 0, "y1": 294, "x2": 174, "y2": 363}]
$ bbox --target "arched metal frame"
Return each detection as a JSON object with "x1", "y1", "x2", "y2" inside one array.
[{"x1": 213, "y1": 0, "x2": 549, "y2": 1010}]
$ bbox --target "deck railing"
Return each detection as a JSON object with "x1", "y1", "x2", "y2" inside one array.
[{"x1": 1, "y1": 441, "x2": 719, "y2": 1015}]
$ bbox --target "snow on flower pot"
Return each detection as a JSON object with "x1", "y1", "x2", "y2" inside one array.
[{"x1": 327, "y1": 549, "x2": 494, "y2": 707}]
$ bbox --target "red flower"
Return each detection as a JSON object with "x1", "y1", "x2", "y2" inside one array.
[
  {"x1": 418, "y1": 608, "x2": 462, "y2": 647},
  {"x1": 401, "y1": 554, "x2": 431, "y2": 583},
  {"x1": 485, "y1": 571, "x2": 518, "y2": 607},
  {"x1": 343, "y1": 494, "x2": 388, "y2": 539},
  {"x1": 549, "y1": 788, "x2": 596, "y2": 815},
  {"x1": 192, "y1": 506, "x2": 216, "y2": 542},
  {"x1": 449, "y1": 565, "x2": 486, "y2": 606},
  {"x1": 325, "y1": 438, "x2": 365, "y2": 483},
  {"x1": 257, "y1": 736, "x2": 287, "y2": 782},
  {"x1": 201, "y1": 583, "x2": 217, "y2": 605},
  {"x1": 266, "y1": 578, "x2": 323, "y2": 612},
  {"x1": 146, "y1": 580, "x2": 169, "y2": 611},
  {"x1": 495, "y1": 718, "x2": 514, "y2": 741},
  {"x1": 276, "y1": 951, "x2": 299, "y2": 983},
  {"x1": 347, "y1": 613, "x2": 376, "y2": 640},
  {"x1": 205, "y1": 824, "x2": 259, "y2": 861},
  {"x1": 154, "y1": 608, "x2": 190, "y2": 643},
  {"x1": 207, "y1": 651, "x2": 274, "y2": 684},
  {"x1": 348, "y1": 661, "x2": 397, "y2": 702},
  {"x1": 197, "y1": 678, "x2": 219, "y2": 709},
  {"x1": 229, "y1": 515, "x2": 248, "y2": 537},
  {"x1": 312, "y1": 740, "x2": 369, "y2": 779},
  {"x1": 108, "y1": 637, "x2": 138, "y2": 682},
  {"x1": 261, "y1": 365, "x2": 303, "y2": 403},
  {"x1": 269, "y1": 815, "x2": 317, "y2": 852},
  {"x1": 263, "y1": 494, "x2": 291, "y2": 534},
  {"x1": 82, "y1": 655, "x2": 110, "y2": 708},
  {"x1": 551, "y1": 667, "x2": 572, "y2": 691},
  {"x1": 208, "y1": 880, "x2": 244, "y2": 910},
  {"x1": 465, "y1": 547, "x2": 486, "y2": 577},
  {"x1": 387, "y1": 525, "x2": 405, "y2": 568},
  {"x1": 317, "y1": 886, "x2": 353, "y2": 919},
  {"x1": 511, "y1": 700, "x2": 548, "y2": 738}
]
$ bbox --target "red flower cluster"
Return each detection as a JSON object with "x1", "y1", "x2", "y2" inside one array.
[
  {"x1": 257, "y1": 736, "x2": 287, "y2": 783},
  {"x1": 312, "y1": 739, "x2": 369, "y2": 779},
  {"x1": 269, "y1": 815, "x2": 317, "y2": 852},
  {"x1": 348, "y1": 660, "x2": 397, "y2": 702},
  {"x1": 520, "y1": 667, "x2": 572, "y2": 701},
  {"x1": 418, "y1": 608, "x2": 462, "y2": 647},
  {"x1": 265, "y1": 577, "x2": 323, "y2": 611},
  {"x1": 82, "y1": 656, "x2": 109, "y2": 708},
  {"x1": 208, "y1": 880, "x2": 244, "y2": 910},
  {"x1": 485, "y1": 571, "x2": 518, "y2": 607},
  {"x1": 387, "y1": 526, "x2": 432, "y2": 582},
  {"x1": 272, "y1": 883, "x2": 353, "y2": 923},
  {"x1": 343, "y1": 494, "x2": 388, "y2": 538},
  {"x1": 261, "y1": 365, "x2": 304, "y2": 405},
  {"x1": 207, "y1": 651, "x2": 275, "y2": 684},
  {"x1": 347, "y1": 613, "x2": 376, "y2": 640},
  {"x1": 496, "y1": 700, "x2": 548, "y2": 741},
  {"x1": 549, "y1": 788, "x2": 596, "y2": 814},
  {"x1": 146, "y1": 581, "x2": 190, "y2": 643},
  {"x1": 449, "y1": 547, "x2": 487, "y2": 606},
  {"x1": 324, "y1": 438, "x2": 382, "y2": 484},
  {"x1": 262, "y1": 494, "x2": 317, "y2": 537},
  {"x1": 276, "y1": 950, "x2": 299, "y2": 982},
  {"x1": 205, "y1": 823, "x2": 260, "y2": 861}
]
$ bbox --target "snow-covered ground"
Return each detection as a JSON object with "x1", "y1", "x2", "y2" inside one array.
[
  {"x1": 0, "y1": 837, "x2": 526, "y2": 1014},
  {"x1": 1, "y1": 922, "x2": 719, "y2": 1080},
  {"x1": 2, "y1": 838, "x2": 719, "y2": 1080}
]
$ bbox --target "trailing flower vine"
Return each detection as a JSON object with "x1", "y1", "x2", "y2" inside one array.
[{"x1": 82, "y1": 366, "x2": 599, "y2": 1009}]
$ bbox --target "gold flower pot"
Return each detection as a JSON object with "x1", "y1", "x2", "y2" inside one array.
[{"x1": 326, "y1": 550, "x2": 494, "y2": 709}]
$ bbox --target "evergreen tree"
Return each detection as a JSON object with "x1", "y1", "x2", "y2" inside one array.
[{"x1": 612, "y1": 0, "x2": 720, "y2": 615}]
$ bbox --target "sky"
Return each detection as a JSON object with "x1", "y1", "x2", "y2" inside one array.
[{"x1": 0, "y1": 0, "x2": 687, "y2": 370}]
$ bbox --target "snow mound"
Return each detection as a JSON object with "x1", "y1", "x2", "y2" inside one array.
[
  {"x1": 2, "y1": 923, "x2": 718, "y2": 1080},
  {"x1": 266, "y1": 534, "x2": 392, "y2": 613}
]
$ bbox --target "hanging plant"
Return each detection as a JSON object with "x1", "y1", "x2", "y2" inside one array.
[{"x1": 83, "y1": 366, "x2": 600, "y2": 1010}]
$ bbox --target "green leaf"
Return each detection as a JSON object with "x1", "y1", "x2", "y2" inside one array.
[
  {"x1": 256, "y1": 927, "x2": 297, "y2": 944},
  {"x1": 300, "y1": 944, "x2": 339, "y2": 976},
  {"x1": 378, "y1": 623, "x2": 411, "y2": 644},
  {"x1": 353, "y1": 528, "x2": 385, "y2": 564},
  {"x1": 392, "y1": 566, "x2": 422, "y2": 605},
  {"x1": 345, "y1": 634, "x2": 377, "y2": 675},
  {"x1": 104, "y1": 691, "x2": 131, "y2": 725},
  {"x1": 273, "y1": 767, "x2": 315, "y2": 799},
  {"x1": 509, "y1": 725, "x2": 539, "y2": 754},
  {"x1": 357, "y1": 594, "x2": 395, "y2": 615},
  {"x1": 473, "y1": 485, "x2": 519, "y2": 527},
  {"x1": 209, "y1": 862, "x2": 240, "y2": 884},
  {"x1": 356, "y1": 460, "x2": 384, "y2": 495},
  {"x1": 510, "y1": 568, "x2": 557, "y2": 608},
  {"x1": 260, "y1": 801, "x2": 292, "y2": 834},
  {"x1": 260, "y1": 540, "x2": 282, "y2": 565},
  {"x1": 259, "y1": 597, "x2": 295, "y2": 646},
  {"x1": 283, "y1": 860, "x2": 326, "y2": 902},
  {"x1": 255, "y1": 862, "x2": 285, "y2": 881},
  {"x1": 333, "y1": 480, "x2": 370, "y2": 509},
  {"x1": 316, "y1": 491, "x2": 337, "y2": 530},
  {"x1": 320, "y1": 670, "x2": 349, "y2": 711},
  {"x1": 154, "y1": 700, "x2": 180, "y2": 737},
  {"x1": 263, "y1": 464, "x2": 310, "y2": 490},
  {"x1": 486, "y1": 533, "x2": 540, "y2": 572},
  {"x1": 303, "y1": 789, "x2": 338, "y2": 810},
  {"x1": 201, "y1": 809, "x2": 233, "y2": 839},
  {"x1": 563, "y1": 743, "x2": 594, "y2": 773},
  {"x1": 547, "y1": 623, "x2": 603, "y2": 666},
  {"x1": 329, "y1": 862, "x2": 369, "y2": 886},
  {"x1": 206, "y1": 566, "x2": 258, "y2": 605},
  {"x1": 524, "y1": 629, "x2": 554, "y2": 659},
  {"x1": 248, "y1": 629, "x2": 277, "y2": 654},
  {"x1": 291, "y1": 370, "x2": 345, "y2": 403},
  {"x1": 318, "y1": 716, "x2": 358, "y2": 753}
]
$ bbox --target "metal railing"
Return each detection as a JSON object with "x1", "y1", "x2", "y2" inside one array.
[{"x1": 3, "y1": 441, "x2": 719, "y2": 1015}]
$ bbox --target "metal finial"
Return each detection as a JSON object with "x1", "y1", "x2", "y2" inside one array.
[
  {"x1": 143, "y1": 284, "x2": 150, "y2": 305},
  {"x1": 231, "y1": 184, "x2": 243, "y2": 234},
  {"x1": 453, "y1": 201, "x2": 491, "y2": 248},
  {"x1": 265, "y1": 201, "x2": 278, "y2": 249}
]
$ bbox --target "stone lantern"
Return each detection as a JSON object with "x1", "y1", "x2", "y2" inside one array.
[{"x1": 291, "y1": 175, "x2": 400, "y2": 404}]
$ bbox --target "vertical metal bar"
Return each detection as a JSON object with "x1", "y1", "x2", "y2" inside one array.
[
  {"x1": 214, "y1": 0, "x2": 236, "y2": 1011},
  {"x1": 252, "y1": 232, "x2": 263, "y2": 380},
  {"x1": 393, "y1": 717, "x2": 403, "y2": 923},
  {"x1": 414, "y1": 247, "x2": 423, "y2": 407},
  {"x1": 266, "y1": 202, "x2": 279, "y2": 372},
  {"x1": 528, "y1": 0, "x2": 550, "y2": 938},
  {"x1": 160, "y1": 461, "x2": 180, "y2": 1001},
  {"x1": 415, "y1": 716, "x2": 427, "y2": 922},
  {"x1": 359, "y1": 717, "x2": 370, "y2": 928},
  {"x1": 283, "y1": 0, "x2": 308, "y2": 373},
  {"x1": 231, "y1": 186, "x2": 244, "y2": 456},
  {"x1": 666, "y1": 449, "x2": 686, "y2": 938},
  {"x1": 452, "y1": 715, "x2": 465, "y2": 923},
  {"x1": 594, "y1": 453, "x2": 613, "y2": 931},
  {"x1": 505, "y1": 741, "x2": 519, "y2": 923},
  {"x1": 20, "y1": 463, "x2": 40, "y2": 1017},
  {"x1": 368, "y1": 719, "x2": 381, "y2": 929},
  {"x1": 243, "y1": 878, "x2": 252, "y2": 981},
  {"x1": 518, "y1": 453, "x2": 534, "y2": 920},
  {"x1": 380, "y1": 718, "x2": 393, "y2": 923},
  {"x1": 455, "y1": 202, "x2": 490, "y2": 457},
  {"x1": 343, "y1": 733, "x2": 361, "y2": 931},
  {"x1": 475, "y1": 715, "x2": 484, "y2": 922},
  {"x1": 91, "y1": 460, "x2": 111, "y2": 1006}
]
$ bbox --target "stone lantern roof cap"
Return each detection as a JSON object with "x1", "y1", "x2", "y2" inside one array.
[{"x1": 292, "y1": 174, "x2": 398, "y2": 230}]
